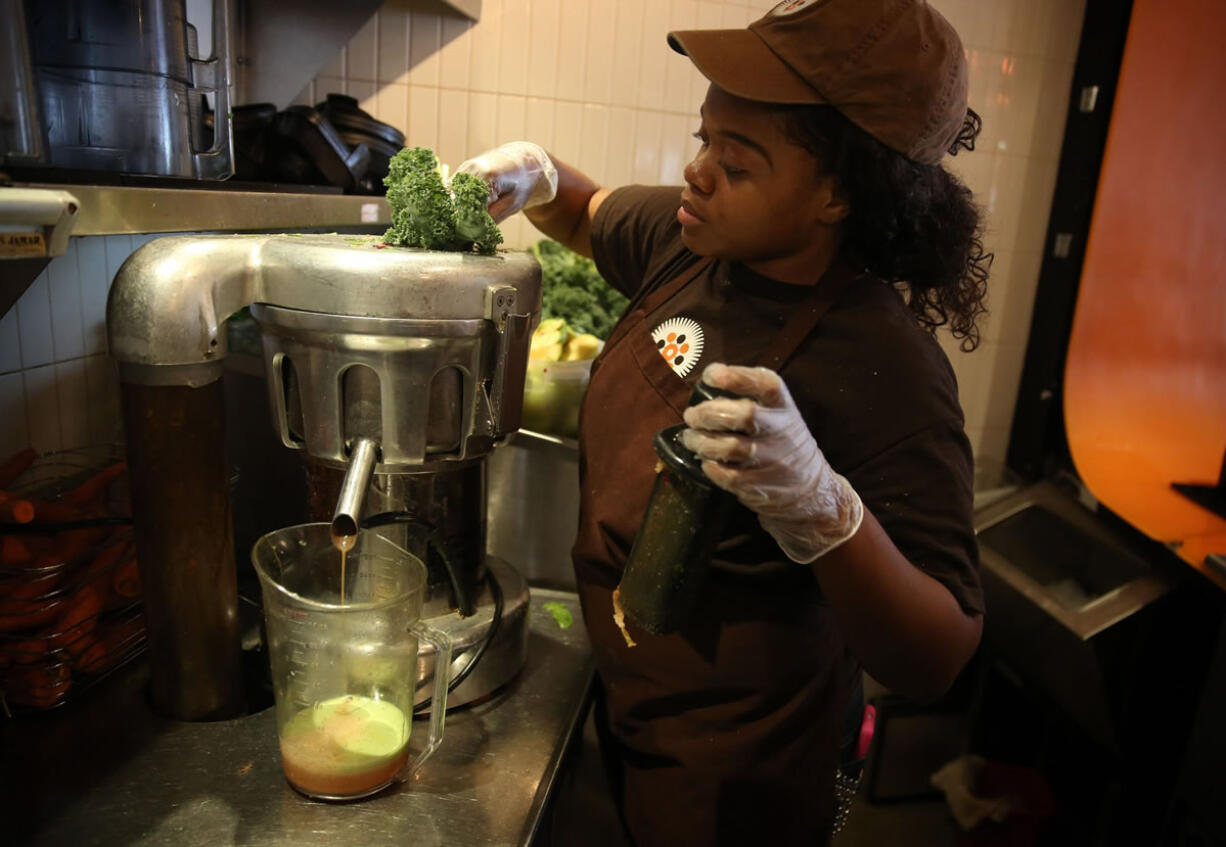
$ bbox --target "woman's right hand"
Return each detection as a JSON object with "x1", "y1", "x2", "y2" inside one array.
[{"x1": 455, "y1": 141, "x2": 559, "y2": 222}]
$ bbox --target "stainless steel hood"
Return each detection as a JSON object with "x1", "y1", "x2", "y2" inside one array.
[{"x1": 0, "y1": 187, "x2": 80, "y2": 317}]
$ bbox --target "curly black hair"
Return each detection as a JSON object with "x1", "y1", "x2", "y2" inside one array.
[{"x1": 775, "y1": 105, "x2": 991, "y2": 351}]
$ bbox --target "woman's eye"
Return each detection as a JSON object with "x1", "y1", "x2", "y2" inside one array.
[{"x1": 689, "y1": 130, "x2": 745, "y2": 175}]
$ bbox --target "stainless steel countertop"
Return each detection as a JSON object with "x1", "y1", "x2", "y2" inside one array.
[{"x1": 2, "y1": 588, "x2": 593, "y2": 847}]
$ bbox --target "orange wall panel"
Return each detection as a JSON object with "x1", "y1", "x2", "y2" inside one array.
[{"x1": 1064, "y1": 0, "x2": 1226, "y2": 582}]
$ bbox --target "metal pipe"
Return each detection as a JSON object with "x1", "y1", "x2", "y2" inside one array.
[
  {"x1": 107, "y1": 234, "x2": 541, "y2": 379},
  {"x1": 331, "y1": 438, "x2": 379, "y2": 543}
]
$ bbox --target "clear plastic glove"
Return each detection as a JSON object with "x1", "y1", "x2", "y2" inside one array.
[
  {"x1": 455, "y1": 141, "x2": 559, "y2": 223},
  {"x1": 680, "y1": 363, "x2": 864, "y2": 564}
]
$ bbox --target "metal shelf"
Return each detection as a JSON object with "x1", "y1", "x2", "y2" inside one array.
[{"x1": 16, "y1": 182, "x2": 391, "y2": 236}]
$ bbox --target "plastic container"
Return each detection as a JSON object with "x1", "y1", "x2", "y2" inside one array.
[
  {"x1": 520, "y1": 358, "x2": 595, "y2": 438},
  {"x1": 252, "y1": 523, "x2": 452, "y2": 801}
]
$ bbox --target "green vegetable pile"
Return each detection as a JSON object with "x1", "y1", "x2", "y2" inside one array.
[
  {"x1": 383, "y1": 147, "x2": 503, "y2": 255},
  {"x1": 531, "y1": 240, "x2": 629, "y2": 339}
]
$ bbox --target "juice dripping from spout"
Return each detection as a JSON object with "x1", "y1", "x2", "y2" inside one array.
[{"x1": 331, "y1": 530, "x2": 356, "y2": 604}]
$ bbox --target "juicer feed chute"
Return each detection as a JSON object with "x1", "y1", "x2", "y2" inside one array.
[{"x1": 107, "y1": 234, "x2": 541, "y2": 721}]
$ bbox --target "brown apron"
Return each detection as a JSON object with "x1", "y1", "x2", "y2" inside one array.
[{"x1": 573, "y1": 257, "x2": 860, "y2": 847}]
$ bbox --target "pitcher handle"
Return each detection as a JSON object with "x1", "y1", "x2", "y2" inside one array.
[{"x1": 401, "y1": 621, "x2": 452, "y2": 778}]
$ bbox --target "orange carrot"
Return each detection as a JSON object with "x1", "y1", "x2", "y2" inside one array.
[
  {"x1": 0, "y1": 448, "x2": 37, "y2": 488},
  {"x1": 75, "y1": 537, "x2": 131, "y2": 587},
  {"x1": 2, "y1": 566, "x2": 62, "y2": 601},
  {"x1": 74, "y1": 613, "x2": 144, "y2": 675},
  {"x1": 25, "y1": 502, "x2": 116, "y2": 553},
  {"x1": 3, "y1": 584, "x2": 104, "y2": 662},
  {"x1": 26, "y1": 500, "x2": 90, "y2": 527},
  {"x1": 1, "y1": 634, "x2": 48, "y2": 663},
  {"x1": 1, "y1": 535, "x2": 33, "y2": 566},
  {"x1": 110, "y1": 556, "x2": 141, "y2": 600},
  {"x1": 3, "y1": 659, "x2": 71, "y2": 709},
  {"x1": 61, "y1": 461, "x2": 127, "y2": 507},
  {"x1": 23, "y1": 505, "x2": 119, "y2": 565},
  {"x1": 44, "y1": 584, "x2": 103, "y2": 655},
  {"x1": 27, "y1": 499, "x2": 95, "y2": 524},
  {"x1": 65, "y1": 634, "x2": 98, "y2": 673},
  {"x1": 0, "y1": 566, "x2": 68, "y2": 633},
  {"x1": 0, "y1": 493, "x2": 35, "y2": 524},
  {"x1": 30, "y1": 527, "x2": 103, "y2": 570},
  {"x1": 0, "y1": 597, "x2": 67, "y2": 633}
]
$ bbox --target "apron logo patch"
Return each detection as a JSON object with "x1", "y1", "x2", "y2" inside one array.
[{"x1": 651, "y1": 316, "x2": 704, "y2": 378}]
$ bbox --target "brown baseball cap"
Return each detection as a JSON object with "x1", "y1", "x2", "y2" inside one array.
[{"x1": 668, "y1": 0, "x2": 968, "y2": 165}]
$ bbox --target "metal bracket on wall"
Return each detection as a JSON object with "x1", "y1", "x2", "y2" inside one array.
[{"x1": 0, "y1": 187, "x2": 79, "y2": 318}]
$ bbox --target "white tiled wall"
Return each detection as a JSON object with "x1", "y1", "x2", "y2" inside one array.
[
  {"x1": 0, "y1": 236, "x2": 157, "y2": 459},
  {"x1": 0, "y1": 0, "x2": 1086, "y2": 468},
  {"x1": 299, "y1": 0, "x2": 1086, "y2": 465},
  {"x1": 935, "y1": 0, "x2": 1086, "y2": 462}
]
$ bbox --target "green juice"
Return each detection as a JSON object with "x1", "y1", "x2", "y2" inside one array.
[{"x1": 279, "y1": 694, "x2": 411, "y2": 798}]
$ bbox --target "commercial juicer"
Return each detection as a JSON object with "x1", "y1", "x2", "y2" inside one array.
[{"x1": 106, "y1": 233, "x2": 540, "y2": 721}]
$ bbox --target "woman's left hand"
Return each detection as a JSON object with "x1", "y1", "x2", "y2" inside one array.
[
  {"x1": 455, "y1": 141, "x2": 559, "y2": 223},
  {"x1": 680, "y1": 363, "x2": 864, "y2": 563}
]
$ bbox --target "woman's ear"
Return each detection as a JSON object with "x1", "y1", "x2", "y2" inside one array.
[{"x1": 818, "y1": 175, "x2": 851, "y2": 224}]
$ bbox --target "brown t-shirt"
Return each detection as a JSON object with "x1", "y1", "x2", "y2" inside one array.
[
  {"x1": 578, "y1": 185, "x2": 983, "y2": 846},
  {"x1": 590, "y1": 184, "x2": 984, "y2": 615}
]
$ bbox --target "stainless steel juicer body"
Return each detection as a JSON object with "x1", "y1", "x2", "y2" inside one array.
[
  {"x1": 107, "y1": 233, "x2": 541, "y2": 719},
  {"x1": 250, "y1": 267, "x2": 530, "y2": 620}
]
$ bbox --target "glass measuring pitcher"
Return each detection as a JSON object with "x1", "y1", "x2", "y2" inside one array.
[{"x1": 252, "y1": 523, "x2": 452, "y2": 801}]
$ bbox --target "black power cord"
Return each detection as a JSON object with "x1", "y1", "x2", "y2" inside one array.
[
  {"x1": 361, "y1": 512, "x2": 474, "y2": 615},
  {"x1": 358, "y1": 512, "x2": 505, "y2": 711},
  {"x1": 418, "y1": 566, "x2": 503, "y2": 714}
]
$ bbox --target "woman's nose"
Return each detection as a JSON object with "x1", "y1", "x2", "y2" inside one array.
[{"x1": 684, "y1": 150, "x2": 714, "y2": 196}]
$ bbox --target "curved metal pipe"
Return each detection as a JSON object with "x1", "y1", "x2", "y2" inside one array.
[
  {"x1": 330, "y1": 437, "x2": 379, "y2": 544},
  {"x1": 106, "y1": 233, "x2": 542, "y2": 381},
  {"x1": 107, "y1": 236, "x2": 260, "y2": 374}
]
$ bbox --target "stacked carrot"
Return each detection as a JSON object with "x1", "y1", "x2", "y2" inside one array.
[{"x1": 0, "y1": 448, "x2": 144, "y2": 711}]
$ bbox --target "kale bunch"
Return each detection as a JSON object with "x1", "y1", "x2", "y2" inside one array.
[
  {"x1": 532, "y1": 240, "x2": 629, "y2": 339},
  {"x1": 383, "y1": 147, "x2": 503, "y2": 255}
]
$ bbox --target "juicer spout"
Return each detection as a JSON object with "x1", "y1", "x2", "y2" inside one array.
[{"x1": 331, "y1": 437, "x2": 380, "y2": 542}]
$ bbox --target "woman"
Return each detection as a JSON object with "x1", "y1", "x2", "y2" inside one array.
[{"x1": 460, "y1": 1, "x2": 988, "y2": 843}]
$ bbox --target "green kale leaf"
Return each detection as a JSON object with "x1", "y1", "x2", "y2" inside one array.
[
  {"x1": 531, "y1": 240, "x2": 629, "y2": 339},
  {"x1": 451, "y1": 171, "x2": 504, "y2": 255},
  {"x1": 383, "y1": 147, "x2": 502, "y2": 254}
]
